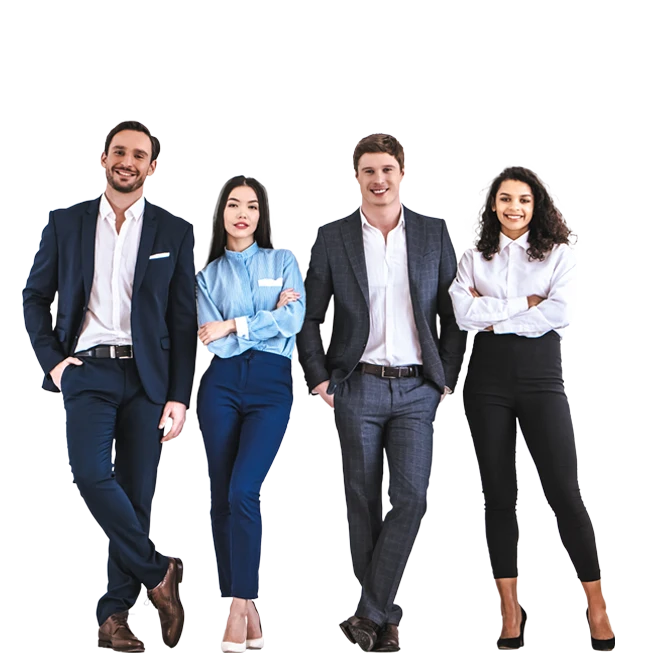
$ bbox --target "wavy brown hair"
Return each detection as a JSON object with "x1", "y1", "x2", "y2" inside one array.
[{"x1": 476, "y1": 167, "x2": 573, "y2": 261}]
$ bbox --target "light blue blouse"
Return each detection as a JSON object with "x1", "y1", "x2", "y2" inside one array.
[{"x1": 196, "y1": 242, "x2": 306, "y2": 359}]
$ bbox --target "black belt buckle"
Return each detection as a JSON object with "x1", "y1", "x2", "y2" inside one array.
[{"x1": 381, "y1": 366, "x2": 397, "y2": 379}]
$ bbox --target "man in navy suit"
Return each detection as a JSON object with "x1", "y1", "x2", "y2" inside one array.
[{"x1": 23, "y1": 121, "x2": 196, "y2": 652}]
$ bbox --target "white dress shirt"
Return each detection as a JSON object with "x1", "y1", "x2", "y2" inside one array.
[
  {"x1": 361, "y1": 207, "x2": 423, "y2": 365},
  {"x1": 76, "y1": 195, "x2": 145, "y2": 351},
  {"x1": 448, "y1": 231, "x2": 575, "y2": 338}
]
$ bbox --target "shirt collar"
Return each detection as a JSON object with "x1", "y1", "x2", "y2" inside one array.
[
  {"x1": 360, "y1": 205, "x2": 405, "y2": 230},
  {"x1": 499, "y1": 230, "x2": 530, "y2": 251},
  {"x1": 99, "y1": 194, "x2": 146, "y2": 224},
  {"x1": 224, "y1": 240, "x2": 259, "y2": 260}
]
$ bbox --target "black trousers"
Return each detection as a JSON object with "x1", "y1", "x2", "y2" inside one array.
[{"x1": 463, "y1": 331, "x2": 600, "y2": 582}]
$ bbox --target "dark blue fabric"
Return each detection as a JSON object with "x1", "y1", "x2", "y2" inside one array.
[
  {"x1": 197, "y1": 351, "x2": 293, "y2": 599},
  {"x1": 23, "y1": 197, "x2": 197, "y2": 406},
  {"x1": 61, "y1": 358, "x2": 170, "y2": 624}
]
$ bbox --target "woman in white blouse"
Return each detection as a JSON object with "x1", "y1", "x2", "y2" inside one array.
[{"x1": 449, "y1": 167, "x2": 615, "y2": 651}]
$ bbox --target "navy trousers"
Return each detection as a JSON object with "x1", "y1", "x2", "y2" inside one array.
[
  {"x1": 61, "y1": 358, "x2": 169, "y2": 625},
  {"x1": 463, "y1": 331, "x2": 600, "y2": 581},
  {"x1": 333, "y1": 372, "x2": 440, "y2": 626},
  {"x1": 197, "y1": 350, "x2": 292, "y2": 599}
]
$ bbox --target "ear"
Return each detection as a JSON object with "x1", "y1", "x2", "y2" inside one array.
[
  {"x1": 100, "y1": 152, "x2": 108, "y2": 169},
  {"x1": 147, "y1": 160, "x2": 157, "y2": 176}
]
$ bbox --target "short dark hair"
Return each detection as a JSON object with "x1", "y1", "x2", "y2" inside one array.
[
  {"x1": 104, "y1": 121, "x2": 160, "y2": 162},
  {"x1": 476, "y1": 166, "x2": 573, "y2": 261},
  {"x1": 206, "y1": 176, "x2": 273, "y2": 265},
  {"x1": 353, "y1": 133, "x2": 404, "y2": 172}
]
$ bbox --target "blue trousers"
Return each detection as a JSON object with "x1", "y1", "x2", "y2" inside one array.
[
  {"x1": 197, "y1": 351, "x2": 293, "y2": 599},
  {"x1": 60, "y1": 358, "x2": 169, "y2": 625}
]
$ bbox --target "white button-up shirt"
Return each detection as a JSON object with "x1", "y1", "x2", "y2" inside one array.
[
  {"x1": 448, "y1": 231, "x2": 576, "y2": 338},
  {"x1": 76, "y1": 194, "x2": 145, "y2": 351},
  {"x1": 360, "y1": 207, "x2": 423, "y2": 365}
]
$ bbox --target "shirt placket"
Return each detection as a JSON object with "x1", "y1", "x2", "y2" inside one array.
[
  {"x1": 111, "y1": 218, "x2": 128, "y2": 334},
  {"x1": 385, "y1": 230, "x2": 394, "y2": 363}
]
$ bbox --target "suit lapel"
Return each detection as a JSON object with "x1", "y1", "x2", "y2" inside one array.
[
  {"x1": 81, "y1": 197, "x2": 101, "y2": 303},
  {"x1": 341, "y1": 210, "x2": 369, "y2": 308},
  {"x1": 404, "y1": 207, "x2": 426, "y2": 304},
  {"x1": 133, "y1": 200, "x2": 157, "y2": 294}
]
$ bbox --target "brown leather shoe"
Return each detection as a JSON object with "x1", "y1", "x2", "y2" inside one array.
[
  {"x1": 373, "y1": 624, "x2": 400, "y2": 652},
  {"x1": 147, "y1": 557, "x2": 184, "y2": 648},
  {"x1": 98, "y1": 612, "x2": 145, "y2": 653},
  {"x1": 339, "y1": 616, "x2": 380, "y2": 652}
]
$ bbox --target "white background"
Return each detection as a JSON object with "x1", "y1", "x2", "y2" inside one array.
[{"x1": 1, "y1": 2, "x2": 654, "y2": 654}]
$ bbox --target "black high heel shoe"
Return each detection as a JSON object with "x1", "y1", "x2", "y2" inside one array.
[
  {"x1": 497, "y1": 606, "x2": 527, "y2": 650},
  {"x1": 586, "y1": 609, "x2": 615, "y2": 651}
]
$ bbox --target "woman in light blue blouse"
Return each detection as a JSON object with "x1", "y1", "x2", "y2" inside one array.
[{"x1": 196, "y1": 176, "x2": 305, "y2": 653}]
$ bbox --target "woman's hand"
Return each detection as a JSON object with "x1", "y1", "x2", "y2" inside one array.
[
  {"x1": 276, "y1": 288, "x2": 302, "y2": 309},
  {"x1": 198, "y1": 320, "x2": 236, "y2": 345}
]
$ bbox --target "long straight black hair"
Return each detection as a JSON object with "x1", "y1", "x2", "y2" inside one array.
[{"x1": 206, "y1": 175, "x2": 273, "y2": 265}]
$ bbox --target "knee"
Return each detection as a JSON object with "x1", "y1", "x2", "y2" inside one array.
[
  {"x1": 228, "y1": 483, "x2": 259, "y2": 516},
  {"x1": 72, "y1": 467, "x2": 113, "y2": 497},
  {"x1": 390, "y1": 486, "x2": 428, "y2": 518},
  {"x1": 544, "y1": 484, "x2": 587, "y2": 517}
]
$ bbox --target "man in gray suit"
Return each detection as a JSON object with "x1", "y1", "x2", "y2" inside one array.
[{"x1": 297, "y1": 134, "x2": 467, "y2": 652}]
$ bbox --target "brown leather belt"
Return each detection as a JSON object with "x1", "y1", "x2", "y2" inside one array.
[
  {"x1": 74, "y1": 345, "x2": 134, "y2": 359},
  {"x1": 357, "y1": 363, "x2": 422, "y2": 379}
]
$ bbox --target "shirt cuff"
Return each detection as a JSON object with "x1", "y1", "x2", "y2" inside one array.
[
  {"x1": 235, "y1": 316, "x2": 249, "y2": 339},
  {"x1": 508, "y1": 296, "x2": 529, "y2": 317}
]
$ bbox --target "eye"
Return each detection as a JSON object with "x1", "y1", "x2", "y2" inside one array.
[
  {"x1": 521, "y1": 198, "x2": 531, "y2": 203},
  {"x1": 136, "y1": 153, "x2": 145, "y2": 159},
  {"x1": 248, "y1": 205, "x2": 258, "y2": 210},
  {"x1": 227, "y1": 202, "x2": 237, "y2": 208}
]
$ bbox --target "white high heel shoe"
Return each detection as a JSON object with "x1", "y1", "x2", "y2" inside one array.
[
  {"x1": 221, "y1": 616, "x2": 247, "y2": 653},
  {"x1": 246, "y1": 602, "x2": 264, "y2": 650}
]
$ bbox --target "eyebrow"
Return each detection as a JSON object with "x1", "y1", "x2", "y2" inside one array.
[
  {"x1": 228, "y1": 197, "x2": 258, "y2": 203},
  {"x1": 499, "y1": 193, "x2": 533, "y2": 197},
  {"x1": 112, "y1": 145, "x2": 150, "y2": 157}
]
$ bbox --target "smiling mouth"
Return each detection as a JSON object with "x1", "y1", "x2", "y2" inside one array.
[
  {"x1": 114, "y1": 168, "x2": 137, "y2": 178},
  {"x1": 234, "y1": 222, "x2": 249, "y2": 229},
  {"x1": 504, "y1": 214, "x2": 524, "y2": 221},
  {"x1": 371, "y1": 188, "x2": 388, "y2": 196}
]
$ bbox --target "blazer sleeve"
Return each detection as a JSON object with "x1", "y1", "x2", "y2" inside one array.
[
  {"x1": 23, "y1": 212, "x2": 66, "y2": 382},
  {"x1": 234, "y1": 250, "x2": 306, "y2": 341},
  {"x1": 436, "y1": 220, "x2": 468, "y2": 390},
  {"x1": 449, "y1": 249, "x2": 529, "y2": 331},
  {"x1": 493, "y1": 246, "x2": 576, "y2": 336},
  {"x1": 166, "y1": 224, "x2": 197, "y2": 407},
  {"x1": 296, "y1": 227, "x2": 334, "y2": 393}
]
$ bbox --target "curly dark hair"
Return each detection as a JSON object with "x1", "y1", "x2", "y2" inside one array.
[{"x1": 476, "y1": 166, "x2": 573, "y2": 261}]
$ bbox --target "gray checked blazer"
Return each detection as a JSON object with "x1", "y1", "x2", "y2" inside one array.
[{"x1": 297, "y1": 207, "x2": 467, "y2": 394}]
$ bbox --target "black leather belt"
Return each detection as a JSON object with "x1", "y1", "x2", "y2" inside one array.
[
  {"x1": 357, "y1": 363, "x2": 422, "y2": 378},
  {"x1": 74, "y1": 345, "x2": 134, "y2": 359}
]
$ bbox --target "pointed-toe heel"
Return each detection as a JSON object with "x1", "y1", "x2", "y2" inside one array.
[
  {"x1": 221, "y1": 617, "x2": 248, "y2": 654},
  {"x1": 246, "y1": 602, "x2": 264, "y2": 650},
  {"x1": 586, "y1": 610, "x2": 615, "y2": 651},
  {"x1": 497, "y1": 606, "x2": 527, "y2": 650}
]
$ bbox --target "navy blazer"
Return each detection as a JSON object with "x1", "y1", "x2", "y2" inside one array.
[
  {"x1": 23, "y1": 197, "x2": 197, "y2": 406},
  {"x1": 297, "y1": 207, "x2": 467, "y2": 394}
]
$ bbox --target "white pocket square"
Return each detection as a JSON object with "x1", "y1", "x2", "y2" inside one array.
[
  {"x1": 258, "y1": 277, "x2": 283, "y2": 287},
  {"x1": 149, "y1": 252, "x2": 170, "y2": 260}
]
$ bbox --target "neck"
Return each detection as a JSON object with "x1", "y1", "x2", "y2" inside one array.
[
  {"x1": 104, "y1": 185, "x2": 143, "y2": 215},
  {"x1": 226, "y1": 236, "x2": 255, "y2": 253},
  {"x1": 500, "y1": 225, "x2": 529, "y2": 241},
  {"x1": 361, "y1": 199, "x2": 402, "y2": 232}
]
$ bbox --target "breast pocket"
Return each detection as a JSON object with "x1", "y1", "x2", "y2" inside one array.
[{"x1": 256, "y1": 277, "x2": 284, "y2": 310}]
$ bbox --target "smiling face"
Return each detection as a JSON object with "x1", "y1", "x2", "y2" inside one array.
[
  {"x1": 493, "y1": 179, "x2": 534, "y2": 239},
  {"x1": 356, "y1": 152, "x2": 404, "y2": 210},
  {"x1": 223, "y1": 185, "x2": 260, "y2": 250},
  {"x1": 101, "y1": 130, "x2": 156, "y2": 194}
]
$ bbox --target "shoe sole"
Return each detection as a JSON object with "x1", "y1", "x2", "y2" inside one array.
[
  {"x1": 98, "y1": 639, "x2": 145, "y2": 653},
  {"x1": 339, "y1": 621, "x2": 357, "y2": 644},
  {"x1": 348, "y1": 626, "x2": 376, "y2": 652}
]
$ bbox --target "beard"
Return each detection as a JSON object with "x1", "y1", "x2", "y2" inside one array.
[{"x1": 106, "y1": 168, "x2": 146, "y2": 194}]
